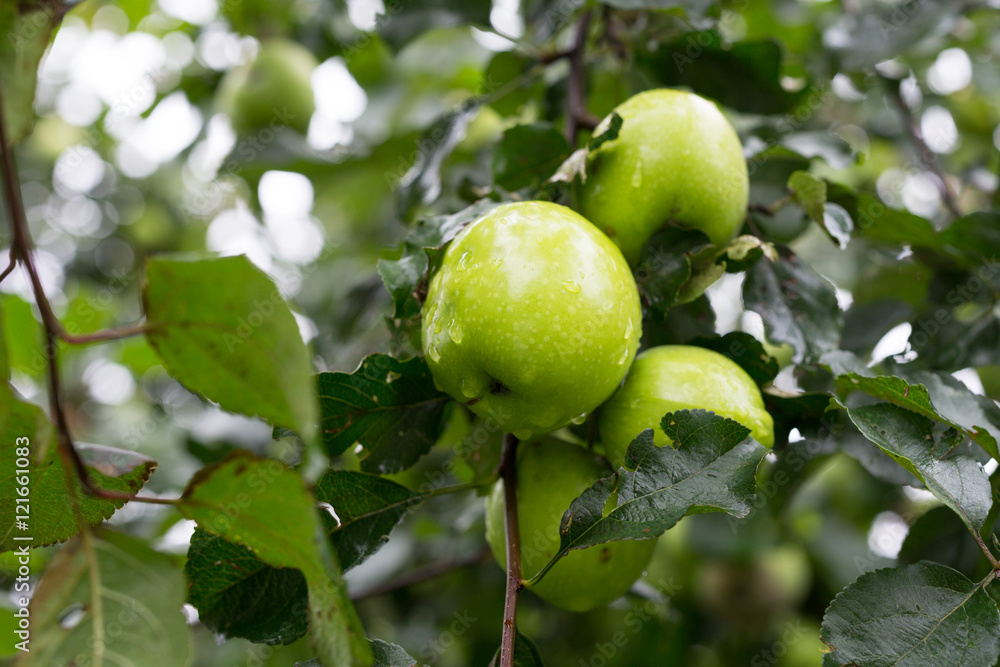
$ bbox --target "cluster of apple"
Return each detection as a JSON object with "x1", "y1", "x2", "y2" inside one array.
[{"x1": 421, "y1": 89, "x2": 776, "y2": 611}]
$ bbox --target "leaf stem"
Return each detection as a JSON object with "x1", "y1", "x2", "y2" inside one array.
[{"x1": 499, "y1": 432, "x2": 522, "y2": 667}]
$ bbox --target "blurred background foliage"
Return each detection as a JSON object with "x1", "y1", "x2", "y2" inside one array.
[{"x1": 2, "y1": 0, "x2": 1000, "y2": 665}]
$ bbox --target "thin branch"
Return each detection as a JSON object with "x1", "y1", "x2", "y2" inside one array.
[
  {"x1": 60, "y1": 323, "x2": 147, "y2": 345},
  {"x1": 0, "y1": 252, "x2": 14, "y2": 283},
  {"x1": 564, "y1": 10, "x2": 599, "y2": 146},
  {"x1": 881, "y1": 76, "x2": 963, "y2": 219},
  {"x1": 349, "y1": 546, "x2": 490, "y2": 600},
  {"x1": 498, "y1": 432, "x2": 522, "y2": 667}
]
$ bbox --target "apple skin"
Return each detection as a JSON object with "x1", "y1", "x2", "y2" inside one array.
[
  {"x1": 577, "y1": 89, "x2": 749, "y2": 265},
  {"x1": 598, "y1": 345, "x2": 774, "y2": 469},
  {"x1": 217, "y1": 39, "x2": 317, "y2": 136},
  {"x1": 422, "y1": 201, "x2": 641, "y2": 439},
  {"x1": 485, "y1": 438, "x2": 656, "y2": 611}
]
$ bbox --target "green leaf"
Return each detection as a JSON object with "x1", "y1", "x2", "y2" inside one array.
[
  {"x1": 1, "y1": 294, "x2": 44, "y2": 379},
  {"x1": 844, "y1": 402, "x2": 991, "y2": 535},
  {"x1": 641, "y1": 31, "x2": 807, "y2": 114},
  {"x1": 489, "y1": 631, "x2": 546, "y2": 666},
  {"x1": 787, "y1": 171, "x2": 826, "y2": 224},
  {"x1": 743, "y1": 249, "x2": 842, "y2": 363},
  {"x1": 376, "y1": 0, "x2": 492, "y2": 50},
  {"x1": 690, "y1": 332, "x2": 780, "y2": 387},
  {"x1": 634, "y1": 227, "x2": 714, "y2": 317},
  {"x1": 22, "y1": 530, "x2": 191, "y2": 667},
  {"x1": 544, "y1": 411, "x2": 765, "y2": 574},
  {"x1": 0, "y1": 386, "x2": 156, "y2": 551},
  {"x1": 821, "y1": 562, "x2": 1000, "y2": 667},
  {"x1": 827, "y1": 184, "x2": 940, "y2": 249},
  {"x1": 484, "y1": 51, "x2": 543, "y2": 117},
  {"x1": 395, "y1": 101, "x2": 481, "y2": 221},
  {"x1": 640, "y1": 294, "x2": 716, "y2": 348},
  {"x1": 492, "y1": 124, "x2": 570, "y2": 191},
  {"x1": 143, "y1": 254, "x2": 318, "y2": 442},
  {"x1": 899, "y1": 506, "x2": 993, "y2": 582},
  {"x1": 317, "y1": 354, "x2": 449, "y2": 473},
  {"x1": 0, "y1": 3, "x2": 60, "y2": 144},
  {"x1": 719, "y1": 235, "x2": 776, "y2": 273},
  {"x1": 826, "y1": 360, "x2": 1000, "y2": 461},
  {"x1": 822, "y1": 202, "x2": 854, "y2": 250},
  {"x1": 314, "y1": 470, "x2": 421, "y2": 571},
  {"x1": 824, "y1": 0, "x2": 956, "y2": 71},
  {"x1": 587, "y1": 112, "x2": 623, "y2": 151},
  {"x1": 370, "y1": 639, "x2": 419, "y2": 666},
  {"x1": 939, "y1": 212, "x2": 1000, "y2": 269},
  {"x1": 178, "y1": 452, "x2": 372, "y2": 667},
  {"x1": 185, "y1": 528, "x2": 309, "y2": 645}
]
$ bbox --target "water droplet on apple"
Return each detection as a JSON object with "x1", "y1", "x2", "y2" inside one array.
[
  {"x1": 514, "y1": 429, "x2": 533, "y2": 440},
  {"x1": 459, "y1": 376, "x2": 481, "y2": 398},
  {"x1": 536, "y1": 235, "x2": 544, "y2": 244},
  {"x1": 570, "y1": 412, "x2": 587, "y2": 425},
  {"x1": 448, "y1": 320, "x2": 463, "y2": 344},
  {"x1": 427, "y1": 343, "x2": 441, "y2": 362},
  {"x1": 491, "y1": 258, "x2": 503, "y2": 270},
  {"x1": 623, "y1": 319, "x2": 633, "y2": 339},
  {"x1": 630, "y1": 398, "x2": 642, "y2": 409},
  {"x1": 457, "y1": 252, "x2": 471, "y2": 271},
  {"x1": 631, "y1": 161, "x2": 643, "y2": 188},
  {"x1": 617, "y1": 348, "x2": 630, "y2": 365},
  {"x1": 562, "y1": 280, "x2": 581, "y2": 293}
]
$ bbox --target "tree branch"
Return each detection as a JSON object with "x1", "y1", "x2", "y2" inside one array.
[
  {"x1": 881, "y1": 76, "x2": 963, "y2": 219},
  {"x1": 349, "y1": 546, "x2": 490, "y2": 600},
  {"x1": 498, "y1": 432, "x2": 522, "y2": 667},
  {"x1": 564, "y1": 10, "x2": 599, "y2": 146}
]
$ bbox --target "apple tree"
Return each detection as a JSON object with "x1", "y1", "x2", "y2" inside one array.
[{"x1": 2, "y1": 1, "x2": 1000, "y2": 666}]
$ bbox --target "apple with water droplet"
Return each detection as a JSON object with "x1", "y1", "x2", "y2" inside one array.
[
  {"x1": 485, "y1": 438, "x2": 655, "y2": 611},
  {"x1": 577, "y1": 89, "x2": 749, "y2": 265},
  {"x1": 421, "y1": 201, "x2": 641, "y2": 439},
  {"x1": 599, "y1": 345, "x2": 774, "y2": 469}
]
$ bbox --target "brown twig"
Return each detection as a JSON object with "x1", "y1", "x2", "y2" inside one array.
[
  {"x1": 881, "y1": 76, "x2": 963, "y2": 219},
  {"x1": 349, "y1": 546, "x2": 490, "y2": 600},
  {"x1": 564, "y1": 10, "x2": 600, "y2": 146},
  {"x1": 0, "y1": 253, "x2": 14, "y2": 283},
  {"x1": 0, "y1": 79, "x2": 155, "y2": 505},
  {"x1": 498, "y1": 432, "x2": 522, "y2": 667}
]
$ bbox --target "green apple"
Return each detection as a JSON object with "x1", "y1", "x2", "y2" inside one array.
[
  {"x1": 422, "y1": 201, "x2": 641, "y2": 439},
  {"x1": 577, "y1": 89, "x2": 749, "y2": 265},
  {"x1": 485, "y1": 438, "x2": 656, "y2": 611},
  {"x1": 598, "y1": 345, "x2": 774, "y2": 469},
  {"x1": 216, "y1": 38, "x2": 317, "y2": 136}
]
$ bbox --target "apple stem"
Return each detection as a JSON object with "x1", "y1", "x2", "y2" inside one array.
[{"x1": 499, "y1": 432, "x2": 523, "y2": 667}]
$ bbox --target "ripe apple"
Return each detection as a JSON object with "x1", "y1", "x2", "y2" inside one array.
[
  {"x1": 421, "y1": 201, "x2": 641, "y2": 439},
  {"x1": 598, "y1": 345, "x2": 774, "y2": 469},
  {"x1": 485, "y1": 438, "x2": 656, "y2": 611},
  {"x1": 216, "y1": 38, "x2": 317, "y2": 136},
  {"x1": 577, "y1": 89, "x2": 749, "y2": 265}
]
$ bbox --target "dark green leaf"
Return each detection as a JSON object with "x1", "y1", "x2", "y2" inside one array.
[
  {"x1": 143, "y1": 254, "x2": 318, "y2": 442},
  {"x1": 0, "y1": 385, "x2": 156, "y2": 551},
  {"x1": 23, "y1": 530, "x2": 191, "y2": 667},
  {"x1": 641, "y1": 31, "x2": 806, "y2": 114},
  {"x1": 899, "y1": 507, "x2": 993, "y2": 581},
  {"x1": 821, "y1": 562, "x2": 1000, "y2": 667},
  {"x1": 314, "y1": 470, "x2": 421, "y2": 571},
  {"x1": 0, "y1": 3, "x2": 59, "y2": 143},
  {"x1": 185, "y1": 528, "x2": 309, "y2": 645},
  {"x1": 634, "y1": 227, "x2": 714, "y2": 316},
  {"x1": 317, "y1": 354, "x2": 449, "y2": 473},
  {"x1": 371, "y1": 639, "x2": 419, "y2": 666},
  {"x1": 547, "y1": 411, "x2": 765, "y2": 572},
  {"x1": 907, "y1": 310, "x2": 1000, "y2": 372},
  {"x1": 376, "y1": 0, "x2": 492, "y2": 50},
  {"x1": 484, "y1": 51, "x2": 543, "y2": 117},
  {"x1": 489, "y1": 631, "x2": 546, "y2": 666},
  {"x1": 787, "y1": 171, "x2": 826, "y2": 224},
  {"x1": 587, "y1": 112, "x2": 623, "y2": 151},
  {"x1": 827, "y1": 184, "x2": 940, "y2": 249},
  {"x1": 743, "y1": 249, "x2": 842, "y2": 363},
  {"x1": 178, "y1": 452, "x2": 372, "y2": 667},
  {"x1": 689, "y1": 332, "x2": 779, "y2": 386},
  {"x1": 841, "y1": 300, "x2": 913, "y2": 356},
  {"x1": 395, "y1": 101, "x2": 481, "y2": 221},
  {"x1": 824, "y1": 0, "x2": 956, "y2": 71},
  {"x1": 844, "y1": 403, "x2": 991, "y2": 534},
  {"x1": 640, "y1": 294, "x2": 716, "y2": 348},
  {"x1": 492, "y1": 124, "x2": 570, "y2": 191},
  {"x1": 939, "y1": 212, "x2": 1000, "y2": 269},
  {"x1": 822, "y1": 202, "x2": 854, "y2": 249}
]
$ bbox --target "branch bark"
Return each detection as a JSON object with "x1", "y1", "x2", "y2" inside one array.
[
  {"x1": 564, "y1": 10, "x2": 599, "y2": 145},
  {"x1": 498, "y1": 432, "x2": 522, "y2": 667}
]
